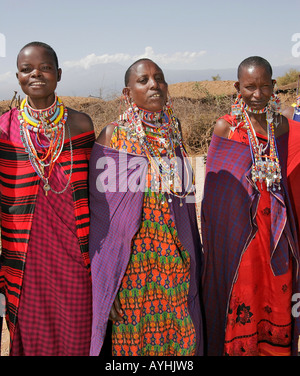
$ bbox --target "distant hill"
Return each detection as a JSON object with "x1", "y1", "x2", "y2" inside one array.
[
  {"x1": 57, "y1": 63, "x2": 300, "y2": 99},
  {"x1": 0, "y1": 79, "x2": 297, "y2": 157},
  {"x1": 0, "y1": 80, "x2": 238, "y2": 114},
  {"x1": 1, "y1": 62, "x2": 300, "y2": 100},
  {"x1": 1, "y1": 77, "x2": 297, "y2": 116}
]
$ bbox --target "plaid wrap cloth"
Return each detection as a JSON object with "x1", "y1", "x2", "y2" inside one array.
[
  {"x1": 0, "y1": 108, "x2": 95, "y2": 352},
  {"x1": 201, "y1": 133, "x2": 300, "y2": 356},
  {"x1": 88, "y1": 142, "x2": 203, "y2": 356}
]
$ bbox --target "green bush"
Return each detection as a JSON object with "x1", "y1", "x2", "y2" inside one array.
[{"x1": 276, "y1": 69, "x2": 300, "y2": 86}]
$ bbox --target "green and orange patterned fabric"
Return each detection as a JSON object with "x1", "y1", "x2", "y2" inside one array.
[{"x1": 109, "y1": 123, "x2": 196, "y2": 356}]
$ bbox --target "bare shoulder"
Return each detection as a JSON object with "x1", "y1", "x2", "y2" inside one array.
[
  {"x1": 66, "y1": 107, "x2": 94, "y2": 136},
  {"x1": 281, "y1": 106, "x2": 294, "y2": 120},
  {"x1": 275, "y1": 115, "x2": 289, "y2": 138},
  {"x1": 214, "y1": 118, "x2": 231, "y2": 138},
  {"x1": 96, "y1": 122, "x2": 117, "y2": 146}
]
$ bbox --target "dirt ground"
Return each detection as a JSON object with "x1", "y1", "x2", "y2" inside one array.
[{"x1": 1, "y1": 320, "x2": 9, "y2": 356}]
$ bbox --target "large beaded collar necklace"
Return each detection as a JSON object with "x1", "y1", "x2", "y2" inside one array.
[
  {"x1": 18, "y1": 95, "x2": 73, "y2": 196},
  {"x1": 119, "y1": 100, "x2": 195, "y2": 204},
  {"x1": 231, "y1": 93, "x2": 282, "y2": 191}
]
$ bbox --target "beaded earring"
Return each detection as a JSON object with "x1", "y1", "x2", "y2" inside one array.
[
  {"x1": 229, "y1": 93, "x2": 244, "y2": 133},
  {"x1": 268, "y1": 80, "x2": 281, "y2": 115},
  {"x1": 231, "y1": 93, "x2": 243, "y2": 118},
  {"x1": 122, "y1": 93, "x2": 131, "y2": 108},
  {"x1": 269, "y1": 93, "x2": 281, "y2": 115},
  {"x1": 296, "y1": 95, "x2": 300, "y2": 108},
  {"x1": 162, "y1": 96, "x2": 172, "y2": 123}
]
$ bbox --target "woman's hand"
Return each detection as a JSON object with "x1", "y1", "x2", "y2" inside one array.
[{"x1": 109, "y1": 295, "x2": 124, "y2": 322}]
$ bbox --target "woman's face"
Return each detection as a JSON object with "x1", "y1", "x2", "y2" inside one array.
[
  {"x1": 124, "y1": 60, "x2": 168, "y2": 112},
  {"x1": 236, "y1": 65, "x2": 274, "y2": 111},
  {"x1": 16, "y1": 45, "x2": 61, "y2": 107}
]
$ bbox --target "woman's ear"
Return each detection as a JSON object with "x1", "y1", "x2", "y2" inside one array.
[
  {"x1": 122, "y1": 87, "x2": 132, "y2": 106},
  {"x1": 57, "y1": 68, "x2": 62, "y2": 82},
  {"x1": 122, "y1": 87, "x2": 130, "y2": 98},
  {"x1": 234, "y1": 81, "x2": 240, "y2": 92}
]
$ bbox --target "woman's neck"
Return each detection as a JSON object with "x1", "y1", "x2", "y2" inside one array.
[
  {"x1": 27, "y1": 94, "x2": 56, "y2": 110},
  {"x1": 248, "y1": 112, "x2": 268, "y2": 136}
]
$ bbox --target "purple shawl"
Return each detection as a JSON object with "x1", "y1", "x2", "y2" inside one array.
[
  {"x1": 88, "y1": 142, "x2": 203, "y2": 356},
  {"x1": 0, "y1": 317, "x2": 2, "y2": 345},
  {"x1": 293, "y1": 106, "x2": 300, "y2": 122},
  {"x1": 201, "y1": 133, "x2": 300, "y2": 356}
]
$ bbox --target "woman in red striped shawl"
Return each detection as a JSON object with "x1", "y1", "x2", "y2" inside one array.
[
  {"x1": 0, "y1": 42, "x2": 95, "y2": 355},
  {"x1": 201, "y1": 56, "x2": 300, "y2": 356}
]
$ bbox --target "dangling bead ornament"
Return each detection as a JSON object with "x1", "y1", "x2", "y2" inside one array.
[
  {"x1": 119, "y1": 96, "x2": 195, "y2": 204},
  {"x1": 18, "y1": 95, "x2": 72, "y2": 195},
  {"x1": 231, "y1": 93, "x2": 282, "y2": 191}
]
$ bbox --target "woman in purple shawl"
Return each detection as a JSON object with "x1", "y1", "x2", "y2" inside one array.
[
  {"x1": 89, "y1": 59, "x2": 203, "y2": 356},
  {"x1": 201, "y1": 56, "x2": 300, "y2": 356}
]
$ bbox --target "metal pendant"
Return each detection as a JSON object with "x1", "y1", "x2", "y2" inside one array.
[{"x1": 43, "y1": 183, "x2": 51, "y2": 196}]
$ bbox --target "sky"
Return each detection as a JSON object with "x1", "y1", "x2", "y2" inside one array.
[{"x1": 1, "y1": 0, "x2": 300, "y2": 99}]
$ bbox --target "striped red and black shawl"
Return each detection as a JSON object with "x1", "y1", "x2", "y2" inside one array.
[{"x1": 0, "y1": 108, "x2": 95, "y2": 345}]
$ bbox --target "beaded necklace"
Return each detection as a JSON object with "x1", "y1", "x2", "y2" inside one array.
[
  {"x1": 244, "y1": 103, "x2": 267, "y2": 114},
  {"x1": 18, "y1": 95, "x2": 72, "y2": 195},
  {"x1": 20, "y1": 96, "x2": 67, "y2": 133},
  {"x1": 120, "y1": 101, "x2": 194, "y2": 204},
  {"x1": 138, "y1": 108, "x2": 162, "y2": 123},
  {"x1": 244, "y1": 111, "x2": 281, "y2": 191},
  {"x1": 231, "y1": 94, "x2": 282, "y2": 191}
]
